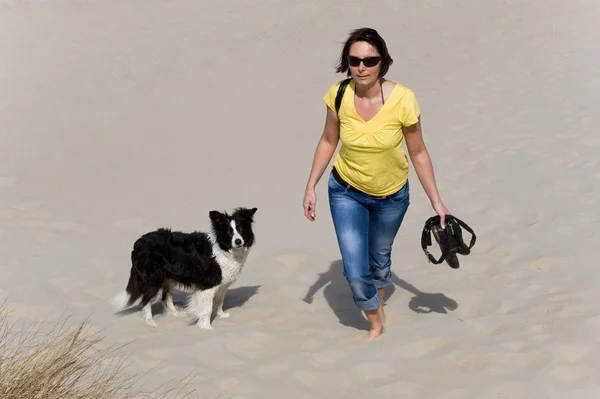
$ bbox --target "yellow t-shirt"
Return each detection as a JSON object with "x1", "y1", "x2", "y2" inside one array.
[{"x1": 323, "y1": 79, "x2": 420, "y2": 197}]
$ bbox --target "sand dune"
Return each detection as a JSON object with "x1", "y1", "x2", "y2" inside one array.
[{"x1": 2, "y1": 0, "x2": 600, "y2": 397}]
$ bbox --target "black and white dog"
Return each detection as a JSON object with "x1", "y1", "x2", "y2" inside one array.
[{"x1": 111, "y1": 207, "x2": 257, "y2": 329}]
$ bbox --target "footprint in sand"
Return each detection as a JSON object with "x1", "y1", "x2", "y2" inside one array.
[{"x1": 0, "y1": 176, "x2": 17, "y2": 187}]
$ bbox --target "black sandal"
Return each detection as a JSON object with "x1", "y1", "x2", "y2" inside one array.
[{"x1": 421, "y1": 214, "x2": 476, "y2": 269}]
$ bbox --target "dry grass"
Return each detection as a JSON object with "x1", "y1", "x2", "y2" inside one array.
[{"x1": 0, "y1": 302, "x2": 197, "y2": 399}]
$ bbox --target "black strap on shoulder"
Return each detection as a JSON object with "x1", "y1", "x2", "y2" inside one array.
[{"x1": 335, "y1": 78, "x2": 352, "y2": 114}]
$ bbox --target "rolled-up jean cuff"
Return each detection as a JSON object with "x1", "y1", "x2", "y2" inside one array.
[
  {"x1": 373, "y1": 279, "x2": 391, "y2": 290},
  {"x1": 355, "y1": 292, "x2": 380, "y2": 311}
]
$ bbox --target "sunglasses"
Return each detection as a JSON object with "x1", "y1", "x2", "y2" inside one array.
[{"x1": 348, "y1": 56, "x2": 381, "y2": 68}]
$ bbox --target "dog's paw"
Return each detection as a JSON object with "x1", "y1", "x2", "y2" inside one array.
[
  {"x1": 196, "y1": 320, "x2": 213, "y2": 330},
  {"x1": 216, "y1": 311, "x2": 230, "y2": 319},
  {"x1": 144, "y1": 319, "x2": 158, "y2": 328}
]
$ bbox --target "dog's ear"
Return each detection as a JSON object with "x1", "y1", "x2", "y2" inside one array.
[
  {"x1": 209, "y1": 210, "x2": 227, "y2": 225},
  {"x1": 237, "y1": 207, "x2": 257, "y2": 221}
]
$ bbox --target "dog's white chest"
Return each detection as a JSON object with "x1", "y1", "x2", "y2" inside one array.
[
  {"x1": 221, "y1": 262, "x2": 243, "y2": 283},
  {"x1": 213, "y1": 248, "x2": 247, "y2": 284}
]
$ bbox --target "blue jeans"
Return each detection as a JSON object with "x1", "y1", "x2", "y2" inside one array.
[{"x1": 327, "y1": 171, "x2": 410, "y2": 311}]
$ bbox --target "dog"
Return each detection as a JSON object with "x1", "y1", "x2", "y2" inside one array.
[{"x1": 111, "y1": 207, "x2": 257, "y2": 329}]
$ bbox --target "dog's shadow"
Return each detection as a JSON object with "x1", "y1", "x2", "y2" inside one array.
[
  {"x1": 303, "y1": 260, "x2": 458, "y2": 331},
  {"x1": 116, "y1": 285, "x2": 261, "y2": 320}
]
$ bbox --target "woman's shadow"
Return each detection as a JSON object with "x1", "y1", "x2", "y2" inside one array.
[{"x1": 303, "y1": 260, "x2": 458, "y2": 331}]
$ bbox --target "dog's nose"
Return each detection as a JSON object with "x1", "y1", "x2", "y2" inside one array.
[{"x1": 234, "y1": 238, "x2": 242, "y2": 246}]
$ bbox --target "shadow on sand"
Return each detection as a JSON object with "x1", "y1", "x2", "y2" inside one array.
[
  {"x1": 303, "y1": 260, "x2": 458, "y2": 331},
  {"x1": 115, "y1": 285, "x2": 261, "y2": 319}
]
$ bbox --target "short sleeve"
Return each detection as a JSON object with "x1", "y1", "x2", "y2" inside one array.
[
  {"x1": 323, "y1": 80, "x2": 343, "y2": 112},
  {"x1": 399, "y1": 88, "x2": 421, "y2": 126}
]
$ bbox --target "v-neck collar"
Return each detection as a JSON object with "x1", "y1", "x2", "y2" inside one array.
[{"x1": 350, "y1": 80, "x2": 399, "y2": 123}]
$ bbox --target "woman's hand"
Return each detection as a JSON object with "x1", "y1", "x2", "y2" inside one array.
[
  {"x1": 303, "y1": 188, "x2": 317, "y2": 221},
  {"x1": 432, "y1": 200, "x2": 450, "y2": 228}
]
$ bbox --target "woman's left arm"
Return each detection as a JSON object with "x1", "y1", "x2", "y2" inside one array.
[{"x1": 404, "y1": 117, "x2": 451, "y2": 226}]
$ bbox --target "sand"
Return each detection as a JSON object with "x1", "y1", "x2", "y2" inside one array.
[{"x1": 2, "y1": 0, "x2": 600, "y2": 397}]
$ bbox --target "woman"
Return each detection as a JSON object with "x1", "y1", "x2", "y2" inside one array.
[{"x1": 302, "y1": 27, "x2": 450, "y2": 342}]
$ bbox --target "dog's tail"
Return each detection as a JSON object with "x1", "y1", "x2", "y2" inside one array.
[
  {"x1": 111, "y1": 290, "x2": 135, "y2": 311},
  {"x1": 111, "y1": 258, "x2": 145, "y2": 311}
]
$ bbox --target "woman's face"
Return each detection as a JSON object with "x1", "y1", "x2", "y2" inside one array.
[{"x1": 348, "y1": 41, "x2": 382, "y2": 86}]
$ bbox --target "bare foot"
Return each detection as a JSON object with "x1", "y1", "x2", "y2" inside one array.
[
  {"x1": 360, "y1": 326, "x2": 384, "y2": 342},
  {"x1": 362, "y1": 307, "x2": 385, "y2": 342}
]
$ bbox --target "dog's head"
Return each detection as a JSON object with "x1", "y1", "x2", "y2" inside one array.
[{"x1": 209, "y1": 207, "x2": 258, "y2": 252}]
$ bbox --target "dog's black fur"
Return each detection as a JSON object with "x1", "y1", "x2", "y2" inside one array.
[{"x1": 124, "y1": 228, "x2": 223, "y2": 309}]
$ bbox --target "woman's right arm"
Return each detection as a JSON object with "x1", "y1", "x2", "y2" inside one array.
[{"x1": 303, "y1": 106, "x2": 340, "y2": 221}]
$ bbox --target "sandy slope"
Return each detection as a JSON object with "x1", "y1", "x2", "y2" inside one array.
[{"x1": 1, "y1": 0, "x2": 600, "y2": 397}]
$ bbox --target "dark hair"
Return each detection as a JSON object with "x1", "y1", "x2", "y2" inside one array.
[{"x1": 335, "y1": 27, "x2": 394, "y2": 77}]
